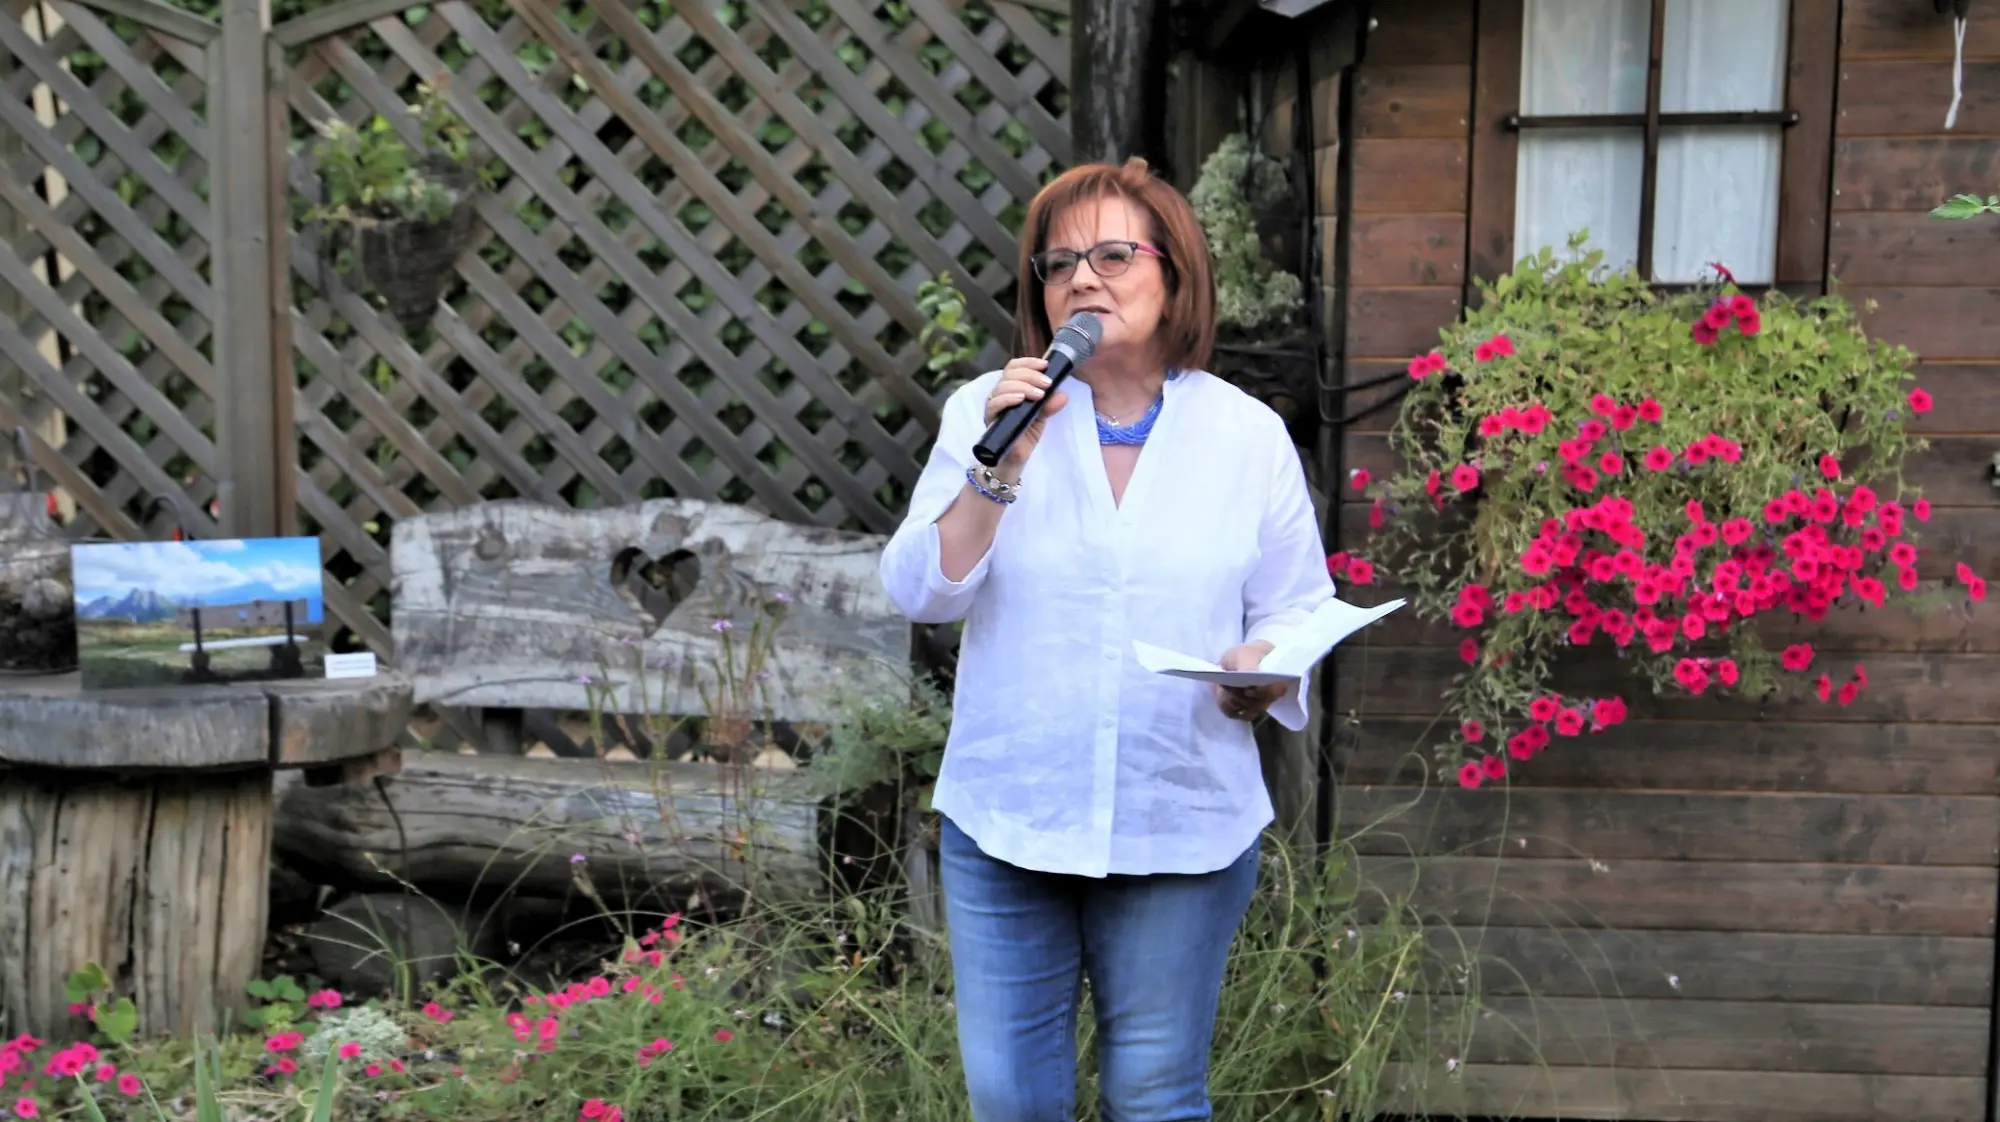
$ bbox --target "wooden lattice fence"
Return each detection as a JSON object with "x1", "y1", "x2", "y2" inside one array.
[
  {"x1": 0, "y1": 0, "x2": 222, "y2": 541},
  {"x1": 0, "y1": 0, "x2": 1069, "y2": 657}
]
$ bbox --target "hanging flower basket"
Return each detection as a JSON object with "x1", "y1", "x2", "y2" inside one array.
[
  {"x1": 1347, "y1": 242, "x2": 1989, "y2": 791},
  {"x1": 353, "y1": 155, "x2": 482, "y2": 334},
  {"x1": 308, "y1": 78, "x2": 485, "y2": 335}
]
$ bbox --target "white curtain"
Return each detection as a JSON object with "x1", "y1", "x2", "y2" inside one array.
[
  {"x1": 1653, "y1": 0, "x2": 1788, "y2": 283},
  {"x1": 1513, "y1": 0, "x2": 1788, "y2": 283}
]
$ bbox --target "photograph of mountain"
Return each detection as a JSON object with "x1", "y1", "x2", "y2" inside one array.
[{"x1": 71, "y1": 536, "x2": 326, "y2": 690}]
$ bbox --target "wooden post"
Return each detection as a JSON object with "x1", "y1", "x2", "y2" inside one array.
[
  {"x1": 1069, "y1": 0, "x2": 1170, "y2": 167},
  {"x1": 210, "y1": 0, "x2": 281, "y2": 538}
]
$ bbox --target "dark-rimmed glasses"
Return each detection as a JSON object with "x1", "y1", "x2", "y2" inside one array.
[{"x1": 1030, "y1": 240, "x2": 1166, "y2": 286}]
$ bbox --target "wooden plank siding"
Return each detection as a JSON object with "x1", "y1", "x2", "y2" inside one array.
[{"x1": 1329, "y1": 1, "x2": 2000, "y2": 1118}]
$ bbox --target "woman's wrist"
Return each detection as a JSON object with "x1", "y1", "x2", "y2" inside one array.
[{"x1": 965, "y1": 464, "x2": 1021, "y2": 505}]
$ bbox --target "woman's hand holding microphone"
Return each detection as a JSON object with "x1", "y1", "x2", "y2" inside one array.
[{"x1": 979, "y1": 355, "x2": 1069, "y2": 481}]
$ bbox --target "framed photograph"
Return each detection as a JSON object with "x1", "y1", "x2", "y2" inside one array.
[{"x1": 71, "y1": 536, "x2": 326, "y2": 690}]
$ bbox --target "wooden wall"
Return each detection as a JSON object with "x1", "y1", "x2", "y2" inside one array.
[{"x1": 1330, "y1": 1, "x2": 2000, "y2": 1119}]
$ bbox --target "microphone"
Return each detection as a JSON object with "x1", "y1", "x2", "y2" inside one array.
[{"x1": 971, "y1": 312, "x2": 1102, "y2": 467}]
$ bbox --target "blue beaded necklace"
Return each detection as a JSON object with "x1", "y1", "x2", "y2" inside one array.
[
  {"x1": 1096, "y1": 395, "x2": 1162, "y2": 445},
  {"x1": 1094, "y1": 369, "x2": 1178, "y2": 446}
]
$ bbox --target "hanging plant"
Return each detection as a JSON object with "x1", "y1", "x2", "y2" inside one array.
[
  {"x1": 1188, "y1": 133, "x2": 1317, "y2": 443},
  {"x1": 310, "y1": 78, "x2": 486, "y2": 333},
  {"x1": 1188, "y1": 132, "x2": 1304, "y2": 338},
  {"x1": 1345, "y1": 236, "x2": 1986, "y2": 790}
]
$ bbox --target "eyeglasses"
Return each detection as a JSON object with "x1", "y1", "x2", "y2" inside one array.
[{"x1": 1030, "y1": 240, "x2": 1166, "y2": 286}]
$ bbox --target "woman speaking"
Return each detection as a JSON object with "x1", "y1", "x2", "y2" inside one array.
[{"x1": 878, "y1": 156, "x2": 1334, "y2": 1121}]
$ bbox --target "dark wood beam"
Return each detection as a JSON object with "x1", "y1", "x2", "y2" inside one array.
[{"x1": 1071, "y1": 0, "x2": 1171, "y2": 166}]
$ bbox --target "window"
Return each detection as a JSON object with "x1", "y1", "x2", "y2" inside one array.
[{"x1": 1508, "y1": 0, "x2": 1795, "y2": 285}]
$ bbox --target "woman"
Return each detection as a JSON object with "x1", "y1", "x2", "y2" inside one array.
[{"x1": 878, "y1": 157, "x2": 1334, "y2": 1122}]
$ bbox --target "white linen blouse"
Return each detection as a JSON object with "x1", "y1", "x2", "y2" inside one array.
[{"x1": 878, "y1": 367, "x2": 1335, "y2": 878}]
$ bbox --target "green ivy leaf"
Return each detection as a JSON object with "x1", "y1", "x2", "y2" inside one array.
[
  {"x1": 1929, "y1": 193, "x2": 1999, "y2": 220},
  {"x1": 96, "y1": 998, "x2": 138, "y2": 1046},
  {"x1": 64, "y1": 963, "x2": 109, "y2": 1004}
]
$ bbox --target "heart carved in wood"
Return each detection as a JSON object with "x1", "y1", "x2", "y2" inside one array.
[{"x1": 610, "y1": 546, "x2": 701, "y2": 632}]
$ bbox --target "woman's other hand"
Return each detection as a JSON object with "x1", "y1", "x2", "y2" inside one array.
[
  {"x1": 984, "y1": 356, "x2": 1069, "y2": 477},
  {"x1": 1214, "y1": 641, "x2": 1285, "y2": 721}
]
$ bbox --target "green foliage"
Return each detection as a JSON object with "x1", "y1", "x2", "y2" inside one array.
[
  {"x1": 18, "y1": 828, "x2": 1475, "y2": 1121},
  {"x1": 805, "y1": 674, "x2": 954, "y2": 804},
  {"x1": 1187, "y1": 133, "x2": 1303, "y2": 336},
  {"x1": 244, "y1": 974, "x2": 311, "y2": 1030},
  {"x1": 1931, "y1": 192, "x2": 2000, "y2": 220},
  {"x1": 64, "y1": 963, "x2": 138, "y2": 1046},
  {"x1": 1358, "y1": 236, "x2": 1935, "y2": 775},
  {"x1": 309, "y1": 79, "x2": 479, "y2": 227},
  {"x1": 916, "y1": 273, "x2": 984, "y2": 377}
]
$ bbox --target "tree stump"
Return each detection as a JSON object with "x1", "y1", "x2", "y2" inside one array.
[{"x1": 0, "y1": 672, "x2": 411, "y2": 1041}]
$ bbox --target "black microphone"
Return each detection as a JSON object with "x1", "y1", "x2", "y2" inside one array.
[{"x1": 971, "y1": 312, "x2": 1103, "y2": 467}]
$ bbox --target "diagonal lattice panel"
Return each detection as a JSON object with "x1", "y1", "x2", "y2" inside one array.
[
  {"x1": 280, "y1": 0, "x2": 1067, "y2": 656},
  {"x1": 0, "y1": 0, "x2": 218, "y2": 542}
]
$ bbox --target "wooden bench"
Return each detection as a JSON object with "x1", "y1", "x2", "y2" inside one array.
[{"x1": 273, "y1": 498, "x2": 913, "y2": 918}]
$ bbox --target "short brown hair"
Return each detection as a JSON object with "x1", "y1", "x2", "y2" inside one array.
[{"x1": 1013, "y1": 157, "x2": 1217, "y2": 373}]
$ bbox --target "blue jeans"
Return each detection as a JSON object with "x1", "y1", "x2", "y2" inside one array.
[{"x1": 937, "y1": 815, "x2": 1261, "y2": 1122}]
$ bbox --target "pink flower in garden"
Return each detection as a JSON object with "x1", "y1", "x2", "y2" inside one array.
[
  {"x1": 338, "y1": 1042, "x2": 363, "y2": 1061},
  {"x1": 1407, "y1": 351, "x2": 1446, "y2": 379},
  {"x1": 1908, "y1": 387, "x2": 1933, "y2": 413},
  {"x1": 1460, "y1": 720, "x2": 1484, "y2": 743},
  {"x1": 12, "y1": 1098, "x2": 36, "y2": 1119},
  {"x1": 117, "y1": 1074, "x2": 142, "y2": 1096},
  {"x1": 1450, "y1": 463, "x2": 1481, "y2": 493},
  {"x1": 1473, "y1": 334, "x2": 1514, "y2": 362}
]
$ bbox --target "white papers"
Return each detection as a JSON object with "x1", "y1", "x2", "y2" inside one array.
[{"x1": 1131, "y1": 597, "x2": 1406, "y2": 688}]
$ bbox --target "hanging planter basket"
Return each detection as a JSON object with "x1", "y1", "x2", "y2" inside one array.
[{"x1": 346, "y1": 155, "x2": 482, "y2": 334}]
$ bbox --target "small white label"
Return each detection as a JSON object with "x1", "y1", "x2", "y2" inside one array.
[{"x1": 324, "y1": 651, "x2": 378, "y2": 680}]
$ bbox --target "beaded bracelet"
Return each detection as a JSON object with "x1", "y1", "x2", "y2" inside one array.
[{"x1": 965, "y1": 464, "x2": 1020, "y2": 504}]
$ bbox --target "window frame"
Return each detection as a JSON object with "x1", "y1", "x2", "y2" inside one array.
[{"x1": 1465, "y1": 0, "x2": 1842, "y2": 295}]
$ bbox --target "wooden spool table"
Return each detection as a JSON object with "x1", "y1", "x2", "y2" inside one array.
[{"x1": 0, "y1": 672, "x2": 411, "y2": 1040}]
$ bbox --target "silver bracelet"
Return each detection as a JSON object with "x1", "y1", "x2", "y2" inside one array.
[{"x1": 965, "y1": 464, "x2": 1020, "y2": 504}]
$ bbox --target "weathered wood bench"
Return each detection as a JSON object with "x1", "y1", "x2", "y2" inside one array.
[
  {"x1": 0, "y1": 672, "x2": 411, "y2": 1040},
  {"x1": 274, "y1": 498, "x2": 913, "y2": 917}
]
